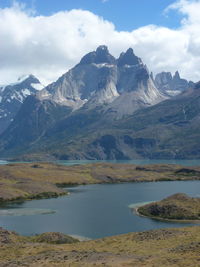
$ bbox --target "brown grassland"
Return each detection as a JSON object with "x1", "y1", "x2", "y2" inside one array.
[
  {"x1": 0, "y1": 162, "x2": 200, "y2": 266},
  {"x1": 0, "y1": 162, "x2": 200, "y2": 203},
  {"x1": 0, "y1": 226, "x2": 200, "y2": 266}
]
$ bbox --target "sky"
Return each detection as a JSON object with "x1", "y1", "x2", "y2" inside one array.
[
  {"x1": 0, "y1": 0, "x2": 200, "y2": 84},
  {"x1": 0, "y1": 0, "x2": 182, "y2": 31}
]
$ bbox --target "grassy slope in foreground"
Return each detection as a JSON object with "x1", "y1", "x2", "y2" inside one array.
[
  {"x1": 1, "y1": 162, "x2": 200, "y2": 202},
  {"x1": 1, "y1": 226, "x2": 200, "y2": 266},
  {"x1": 138, "y1": 193, "x2": 200, "y2": 220}
]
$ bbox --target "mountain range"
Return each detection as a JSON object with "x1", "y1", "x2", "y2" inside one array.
[
  {"x1": 0, "y1": 75, "x2": 44, "y2": 135},
  {"x1": 0, "y1": 46, "x2": 198, "y2": 160}
]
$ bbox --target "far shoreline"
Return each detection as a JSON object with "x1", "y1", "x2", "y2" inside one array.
[
  {"x1": 2, "y1": 158, "x2": 200, "y2": 167},
  {"x1": 1, "y1": 162, "x2": 200, "y2": 205}
]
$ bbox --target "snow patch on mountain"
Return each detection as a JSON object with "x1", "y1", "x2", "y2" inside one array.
[
  {"x1": 0, "y1": 74, "x2": 43, "y2": 134},
  {"x1": 22, "y1": 89, "x2": 31, "y2": 96},
  {"x1": 31, "y1": 83, "x2": 44, "y2": 91}
]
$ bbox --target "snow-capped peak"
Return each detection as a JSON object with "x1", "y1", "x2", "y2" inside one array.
[
  {"x1": 0, "y1": 74, "x2": 44, "y2": 134},
  {"x1": 31, "y1": 83, "x2": 44, "y2": 91},
  {"x1": 17, "y1": 75, "x2": 31, "y2": 83}
]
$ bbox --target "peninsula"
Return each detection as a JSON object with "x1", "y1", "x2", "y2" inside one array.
[
  {"x1": 1, "y1": 162, "x2": 200, "y2": 203},
  {"x1": 137, "y1": 193, "x2": 200, "y2": 221}
]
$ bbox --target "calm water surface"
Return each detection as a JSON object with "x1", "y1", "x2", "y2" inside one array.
[
  {"x1": 0, "y1": 160, "x2": 8, "y2": 165},
  {"x1": 2, "y1": 159, "x2": 200, "y2": 166},
  {"x1": 57, "y1": 159, "x2": 200, "y2": 166},
  {"x1": 0, "y1": 181, "x2": 200, "y2": 239}
]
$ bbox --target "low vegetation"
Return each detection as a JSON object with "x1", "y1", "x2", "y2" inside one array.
[
  {"x1": 30, "y1": 232, "x2": 79, "y2": 245},
  {"x1": 1, "y1": 162, "x2": 200, "y2": 203},
  {"x1": 1, "y1": 163, "x2": 200, "y2": 266},
  {"x1": 138, "y1": 193, "x2": 200, "y2": 220},
  {"x1": 1, "y1": 226, "x2": 200, "y2": 266}
]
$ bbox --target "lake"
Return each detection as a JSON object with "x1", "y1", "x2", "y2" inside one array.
[
  {"x1": 0, "y1": 181, "x2": 200, "y2": 239},
  {"x1": 2, "y1": 159, "x2": 200, "y2": 166},
  {"x1": 0, "y1": 160, "x2": 8, "y2": 165},
  {"x1": 57, "y1": 159, "x2": 200, "y2": 166}
]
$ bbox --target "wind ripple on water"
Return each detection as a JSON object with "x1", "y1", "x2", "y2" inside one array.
[{"x1": 0, "y1": 208, "x2": 56, "y2": 216}]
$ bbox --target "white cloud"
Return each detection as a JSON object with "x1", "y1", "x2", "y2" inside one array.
[{"x1": 0, "y1": 0, "x2": 200, "y2": 85}]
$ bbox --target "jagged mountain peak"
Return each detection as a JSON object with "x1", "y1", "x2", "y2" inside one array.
[
  {"x1": 195, "y1": 81, "x2": 200, "y2": 89},
  {"x1": 173, "y1": 71, "x2": 180, "y2": 80},
  {"x1": 38, "y1": 46, "x2": 168, "y2": 114},
  {"x1": 117, "y1": 48, "x2": 142, "y2": 66},
  {"x1": 0, "y1": 74, "x2": 42, "y2": 94},
  {"x1": 79, "y1": 45, "x2": 116, "y2": 65},
  {"x1": 14, "y1": 75, "x2": 42, "y2": 90},
  {"x1": 155, "y1": 72, "x2": 172, "y2": 81},
  {"x1": 24, "y1": 74, "x2": 40, "y2": 82},
  {"x1": 0, "y1": 74, "x2": 44, "y2": 134},
  {"x1": 0, "y1": 74, "x2": 43, "y2": 91},
  {"x1": 96, "y1": 45, "x2": 109, "y2": 53},
  {"x1": 155, "y1": 71, "x2": 194, "y2": 97},
  {"x1": 17, "y1": 74, "x2": 39, "y2": 82},
  {"x1": 0, "y1": 46, "x2": 198, "y2": 161}
]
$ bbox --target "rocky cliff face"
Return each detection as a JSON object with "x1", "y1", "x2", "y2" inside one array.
[
  {"x1": 0, "y1": 46, "x2": 197, "y2": 160},
  {"x1": 0, "y1": 75, "x2": 44, "y2": 134},
  {"x1": 107, "y1": 48, "x2": 166, "y2": 117},
  {"x1": 37, "y1": 46, "x2": 167, "y2": 115},
  {"x1": 155, "y1": 71, "x2": 194, "y2": 97},
  {"x1": 37, "y1": 46, "x2": 119, "y2": 110}
]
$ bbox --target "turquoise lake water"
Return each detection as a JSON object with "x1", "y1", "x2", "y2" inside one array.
[
  {"x1": 56, "y1": 159, "x2": 200, "y2": 166},
  {"x1": 2, "y1": 159, "x2": 200, "y2": 166}
]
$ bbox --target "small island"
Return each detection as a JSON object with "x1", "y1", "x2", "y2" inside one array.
[
  {"x1": 137, "y1": 193, "x2": 200, "y2": 221},
  {"x1": 1, "y1": 163, "x2": 200, "y2": 266}
]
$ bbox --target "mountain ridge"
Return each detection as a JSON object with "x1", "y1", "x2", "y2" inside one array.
[
  {"x1": 0, "y1": 75, "x2": 44, "y2": 134},
  {"x1": 36, "y1": 46, "x2": 167, "y2": 114},
  {"x1": 0, "y1": 46, "x2": 198, "y2": 160}
]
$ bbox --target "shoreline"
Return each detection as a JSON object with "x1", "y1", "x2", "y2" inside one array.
[
  {"x1": 1, "y1": 162, "x2": 200, "y2": 266},
  {"x1": 0, "y1": 177, "x2": 199, "y2": 205},
  {"x1": 0, "y1": 191, "x2": 69, "y2": 205},
  {"x1": 1, "y1": 161, "x2": 200, "y2": 204}
]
